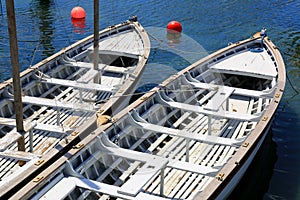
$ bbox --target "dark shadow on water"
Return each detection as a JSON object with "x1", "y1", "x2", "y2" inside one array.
[
  {"x1": 129, "y1": 83, "x2": 158, "y2": 104},
  {"x1": 228, "y1": 130, "x2": 277, "y2": 200},
  {"x1": 29, "y1": 0, "x2": 55, "y2": 58}
]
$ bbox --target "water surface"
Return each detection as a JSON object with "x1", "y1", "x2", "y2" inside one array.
[{"x1": 0, "y1": 0, "x2": 299, "y2": 199}]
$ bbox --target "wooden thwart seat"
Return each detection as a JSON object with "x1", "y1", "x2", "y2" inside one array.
[
  {"x1": 98, "y1": 135, "x2": 167, "y2": 197},
  {"x1": 0, "y1": 117, "x2": 73, "y2": 135},
  {"x1": 183, "y1": 74, "x2": 275, "y2": 98},
  {"x1": 39, "y1": 176, "x2": 168, "y2": 200},
  {"x1": 128, "y1": 110, "x2": 243, "y2": 147},
  {"x1": 0, "y1": 132, "x2": 22, "y2": 151},
  {"x1": 86, "y1": 47, "x2": 140, "y2": 59},
  {"x1": 65, "y1": 61, "x2": 129, "y2": 74},
  {"x1": 40, "y1": 77, "x2": 114, "y2": 92},
  {"x1": 155, "y1": 92, "x2": 261, "y2": 122},
  {"x1": 203, "y1": 87, "x2": 234, "y2": 111},
  {"x1": 7, "y1": 96, "x2": 95, "y2": 112},
  {"x1": 97, "y1": 135, "x2": 218, "y2": 197},
  {"x1": 0, "y1": 150, "x2": 40, "y2": 161},
  {"x1": 77, "y1": 69, "x2": 98, "y2": 83}
]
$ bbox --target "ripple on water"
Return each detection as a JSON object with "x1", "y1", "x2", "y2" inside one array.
[{"x1": 0, "y1": 1, "x2": 300, "y2": 199}]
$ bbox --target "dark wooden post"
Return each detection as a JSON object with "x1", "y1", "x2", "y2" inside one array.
[
  {"x1": 6, "y1": 0, "x2": 26, "y2": 166},
  {"x1": 93, "y1": 0, "x2": 100, "y2": 83}
]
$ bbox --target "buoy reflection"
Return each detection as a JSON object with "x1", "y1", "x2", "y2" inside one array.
[
  {"x1": 71, "y1": 18, "x2": 86, "y2": 34},
  {"x1": 166, "y1": 32, "x2": 181, "y2": 47}
]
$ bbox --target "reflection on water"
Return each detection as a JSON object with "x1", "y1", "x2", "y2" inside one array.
[
  {"x1": 71, "y1": 18, "x2": 86, "y2": 34},
  {"x1": 166, "y1": 32, "x2": 182, "y2": 45},
  {"x1": 29, "y1": 0, "x2": 55, "y2": 57},
  {"x1": 228, "y1": 130, "x2": 277, "y2": 200},
  {"x1": 0, "y1": 0, "x2": 299, "y2": 199},
  {"x1": 267, "y1": 101, "x2": 300, "y2": 199}
]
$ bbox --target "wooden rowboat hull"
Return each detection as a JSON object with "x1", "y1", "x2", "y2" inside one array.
[
  {"x1": 8, "y1": 32, "x2": 285, "y2": 199},
  {"x1": 0, "y1": 18, "x2": 150, "y2": 198}
]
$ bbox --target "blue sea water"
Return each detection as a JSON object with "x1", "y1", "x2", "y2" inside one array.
[{"x1": 0, "y1": 0, "x2": 300, "y2": 199}]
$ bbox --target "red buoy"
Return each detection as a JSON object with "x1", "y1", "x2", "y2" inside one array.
[
  {"x1": 166, "y1": 21, "x2": 182, "y2": 34},
  {"x1": 71, "y1": 6, "x2": 86, "y2": 19}
]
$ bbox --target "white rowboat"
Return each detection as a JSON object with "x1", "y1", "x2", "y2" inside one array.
[
  {"x1": 0, "y1": 18, "x2": 150, "y2": 197},
  {"x1": 10, "y1": 31, "x2": 285, "y2": 199}
]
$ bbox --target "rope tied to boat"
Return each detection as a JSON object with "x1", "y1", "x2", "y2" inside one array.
[
  {"x1": 286, "y1": 72, "x2": 299, "y2": 95},
  {"x1": 260, "y1": 28, "x2": 267, "y2": 46},
  {"x1": 96, "y1": 114, "x2": 112, "y2": 126}
]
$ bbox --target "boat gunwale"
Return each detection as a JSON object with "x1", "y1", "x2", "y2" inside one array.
[
  {"x1": 0, "y1": 20, "x2": 143, "y2": 90},
  {"x1": 99, "y1": 37, "x2": 285, "y2": 200},
  {"x1": 195, "y1": 36, "x2": 286, "y2": 199},
  {"x1": 8, "y1": 34, "x2": 285, "y2": 199},
  {"x1": 103, "y1": 35, "x2": 286, "y2": 199},
  {"x1": 88, "y1": 35, "x2": 285, "y2": 199},
  {"x1": 0, "y1": 20, "x2": 151, "y2": 199}
]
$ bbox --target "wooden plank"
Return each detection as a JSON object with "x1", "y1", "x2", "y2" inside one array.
[
  {"x1": 131, "y1": 115, "x2": 195, "y2": 194},
  {"x1": 209, "y1": 49, "x2": 277, "y2": 79},
  {"x1": 129, "y1": 112, "x2": 242, "y2": 147},
  {"x1": 170, "y1": 141, "x2": 212, "y2": 198},
  {"x1": 0, "y1": 117, "x2": 73, "y2": 135},
  {"x1": 0, "y1": 132, "x2": 21, "y2": 150},
  {"x1": 67, "y1": 61, "x2": 128, "y2": 74},
  {"x1": 203, "y1": 87, "x2": 234, "y2": 111},
  {"x1": 118, "y1": 163, "x2": 161, "y2": 196},
  {"x1": 30, "y1": 173, "x2": 65, "y2": 200},
  {"x1": 98, "y1": 136, "x2": 167, "y2": 196},
  {"x1": 76, "y1": 69, "x2": 98, "y2": 83},
  {"x1": 109, "y1": 140, "x2": 218, "y2": 197},
  {"x1": 40, "y1": 77, "x2": 114, "y2": 92},
  {"x1": 156, "y1": 93, "x2": 260, "y2": 121},
  {"x1": 36, "y1": 177, "x2": 76, "y2": 200},
  {"x1": 86, "y1": 107, "x2": 176, "y2": 191},
  {"x1": 149, "y1": 119, "x2": 238, "y2": 196},
  {"x1": 180, "y1": 104, "x2": 251, "y2": 198},
  {"x1": 7, "y1": 96, "x2": 95, "y2": 112},
  {"x1": 39, "y1": 176, "x2": 168, "y2": 200},
  {"x1": 159, "y1": 119, "x2": 214, "y2": 197},
  {"x1": 35, "y1": 122, "x2": 73, "y2": 134},
  {"x1": 186, "y1": 79, "x2": 275, "y2": 98},
  {"x1": 128, "y1": 116, "x2": 191, "y2": 195},
  {"x1": 0, "y1": 150, "x2": 40, "y2": 161},
  {"x1": 145, "y1": 114, "x2": 206, "y2": 194},
  {"x1": 168, "y1": 160, "x2": 218, "y2": 176}
]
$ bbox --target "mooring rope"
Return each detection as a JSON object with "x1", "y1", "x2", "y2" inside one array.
[
  {"x1": 29, "y1": 41, "x2": 40, "y2": 68},
  {"x1": 286, "y1": 72, "x2": 299, "y2": 94}
]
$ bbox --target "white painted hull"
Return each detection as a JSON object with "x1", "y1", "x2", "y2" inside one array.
[
  {"x1": 216, "y1": 122, "x2": 271, "y2": 199},
  {"x1": 5, "y1": 32, "x2": 285, "y2": 200},
  {"x1": 0, "y1": 18, "x2": 150, "y2": 198}
]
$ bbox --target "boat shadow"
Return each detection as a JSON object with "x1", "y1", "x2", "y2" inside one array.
[{"x1": 227, "y1": 129, "x2": 277, "y2": 200}]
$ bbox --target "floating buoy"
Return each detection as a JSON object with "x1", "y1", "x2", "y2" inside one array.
[
  {"x1": 71, "y1": 6, "x2": 86, "y2": 19},
  {"x1": 166, "y1": 21, "x2": 182, "y2": 34}
]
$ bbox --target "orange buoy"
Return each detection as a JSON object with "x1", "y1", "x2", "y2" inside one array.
[
  {"x1": 71, "y1": 6, "x2": 86, "y2": 19},
  {"x1": 166, "y1": 21, "x2": 182, "y2": 34}
]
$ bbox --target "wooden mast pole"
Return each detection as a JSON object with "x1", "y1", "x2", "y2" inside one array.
[
  {"x1": 5, "y1": 0, "x2": 26, "y2": 166},
  {"x1": 93, "y1": 0, "x2": 100, "y2": 83}
]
